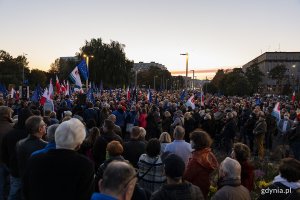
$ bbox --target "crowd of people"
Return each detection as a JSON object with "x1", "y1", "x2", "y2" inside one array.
[{"x1": 0, "y1": 89, "x2": 300, "y2": 200}]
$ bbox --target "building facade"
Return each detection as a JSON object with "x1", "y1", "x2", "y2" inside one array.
[
  {"x1": 133, "y1": 62, "x2": 167, "y2": 71},
  {"x1": 242, "y1": 52, "x2": 300, "y2": 93}
]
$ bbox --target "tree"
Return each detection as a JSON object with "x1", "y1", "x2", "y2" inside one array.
[
  {"x1": 219, "y1": 68, "x2": 251, "y2": 96},
  {"x1": 28, "y1": 69, "x2": 47, "y2": 88},
  {"x1": 268, "y1": 64, "x2": 287, "y2": 93},
  {"x1": 211, "y1": 69, "x2": 225, "y2": 89},
  {"x1": 79, "y1": 38, "x2": 133, "y2": 88},
  {"x1": 136, "y1": 66, "x2": 172, "y2": 89},
  {"x1": 203, "y1": 82, "x2": 217, "y2": 94},
  {"x1": 0, "y1": 50, "x2": 30, "y2": 86},
  {"x1": 245, "y1": 63, "x2": 265, "y2": 94}
]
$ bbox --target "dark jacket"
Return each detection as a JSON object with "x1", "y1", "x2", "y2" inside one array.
[
  {"x1": 0, "y1": 118, "x2": 13, "y2": 164},
  {"x1": 83, "y1": 108, "x2": 98, "y2": 124},
  {"x1": 222, "y1": 119, "x2": 236, "y2": 140},
  {"x1": 151, "y1": 181, "x2": 204, "y2": 200},
  {"x1": 23, "y1": 149, "x2": 94, "y2": 200},
  {"x1": 16, "y1": 135, "x2": 47, "y2": 177},
  {"x1": 253, "y1": 118, "x2": 267, "y2": 136},
  {"x1": 123, "y1": 139, "x2": 146, "y2": 168},
  {"x1": 92, "y1": 131, "x2": 123, "y2": 167}
]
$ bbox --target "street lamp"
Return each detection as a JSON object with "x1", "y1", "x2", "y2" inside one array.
[
  {"x1": 83, "y1": 54, "x2": 94, "y2": 90},
  {"x1": 153, "y1": 76, "x2": 158, "y2": 90},
  {"x1": 180, "y1": 53, "x2": 189, "y2": 89},
  {"x1": 22, "y1": 53, "x2": 27, "y2": 85},
  {"x1": 190, "y1": 70, "x2": 195, "y2": 90}
]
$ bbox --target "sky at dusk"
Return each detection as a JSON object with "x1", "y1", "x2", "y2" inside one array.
[{"x1": 1, "y1": 0, "x2": 300, "y2": 79}]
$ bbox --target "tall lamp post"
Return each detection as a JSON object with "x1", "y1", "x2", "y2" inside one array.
[
  {"x1": 190, "y1": 70, "x2": 195, "y2": 90},
  {"x1": 22, "y1": 53, "x2": 27, "y2": 85},
  {"x1": 180, "y1": 53, "x2": 189, "y2": 89},
  {"x1": 83, "y1": 54, "x2": 94, "y2": 90}
]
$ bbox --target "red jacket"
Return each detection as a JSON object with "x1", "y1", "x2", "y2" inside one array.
[
  {"x1": 240, "y1": 161, "x2": 254, "y2": 192},
  {"x1": 184, "y1": 148, "x2": 219, "y2": 199}
]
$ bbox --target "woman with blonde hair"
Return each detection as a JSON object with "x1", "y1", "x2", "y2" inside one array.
[{"x1": 159, "y1": 132, "x2": 172, "y2": 153}]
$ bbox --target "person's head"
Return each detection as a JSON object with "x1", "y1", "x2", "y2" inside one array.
[
  {"x1": 87, "y1": 102, "x2": 93, "y2": 108},
  {"x1": 164, "y1": 111, "x2": 171, "y2": 118},
  {"x1": 231, "y1": 143, "x2": 251, "y2": 162},
  {"x1": 139, "y1": 127, "x2": 146, "y2": 140},
  {"x1": 173, "y1": 126, "x2": 185, "y2": 140},
  {"x1": 64, "y1": 110, "x2": 72, "y2": 117},
  {"x1": 55, "y1": 118, "x2": 86, "y2": 150},
  {"x1": 108, "y1": 114, "x2": 117, "y2": 123},
  {"x1": 258, "y1": 111, "x2": 265, "y2": 120},
  {"x1": 0, "y1": 106, "x2": 13, "y2": 121},
  {"x1": 44, "y1": 110, "x2": 51, "y2": 117},
  {"x1": 146, "y1": 138, "x2": 161, "y2": 158},
  {"x1": 184, "y1": 112, "x2": 192, "y2": 120},
  {"x1": 87, "y1": 127, "x2": 100, "y2": 144},
  {"x1": 130, "y1": 126, "x2": 141, "y2": 139},
  {"x1": 61, "y1": 116, "x2": 72, "y2": 122},
  {"x1": 25, "y1": 116, "x2": 46, "y2": 138},
  {"x1": 189, "y1": 131, "x2": 212, "y2": 150},
  {"x1": 46, "y1": 124, "x2": 59, "y2": 143},
  {"x1": 103, "y1": 119, "x2": 115, "y2": 132},
  {"x1": 219, "y1": 157, "x2": 241, "y2": 180},
  {"x1": 278, "y1": 158, "x2": 300, "y2": 182},
  {"x1": 159, "y1": 132, "x2": 172, "y2": 143},
  {"x1": 163, "y1": 154, "x2": 185, "y2": 182},
  {"x1": 99, "y1": 161, "x2": 137, "y2": 200},
  {"x1": 284, "y1": 112, "x2": 290, "y2": 120},
  {"x1": 50, "y1": 111, "x2": 57, "y2": 119},
  {"x1": 226, "y1": 112, "x2": 233, "y2": 120},
  {"x1": 107, "y1": 141, "x2": 124, "y2": 157}
]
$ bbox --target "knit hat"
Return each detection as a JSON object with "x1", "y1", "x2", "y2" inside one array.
[{"x1": 163, "y1": 154, "x2": 185, "y2": 179}]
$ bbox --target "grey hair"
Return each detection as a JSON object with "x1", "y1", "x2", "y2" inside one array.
[
  {"x1": 55, "y1": 118, "x2": 86, "y2": 150},
  {"x1": 46, "y1": 124, "x2": 59, "y2": 143},
  {"x1": 220, "y1": 157, "x2": 241, "y2": 180}
]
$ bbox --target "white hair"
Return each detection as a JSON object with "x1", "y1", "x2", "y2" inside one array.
[
  {"x1": 55, "y1": 118, "x2": 86, "y2": 150},
  {"x1": 139, "y1": 127, "x2": 146, "y2": 138},
  {"x1": 220, "y1": 157, "x2": 241, "y2": 180}
]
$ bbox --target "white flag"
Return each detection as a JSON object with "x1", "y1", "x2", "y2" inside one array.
[{"x1": 69, "y1": 67, "x2": 82, "y2": 88}]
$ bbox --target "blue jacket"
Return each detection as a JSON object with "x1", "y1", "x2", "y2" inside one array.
[
  {"x1": 91, "y1": 193, "x2": 117, "y2": 200},
  {"x1": 112, "y1": 109, "x2": 126, "y2": 127}
]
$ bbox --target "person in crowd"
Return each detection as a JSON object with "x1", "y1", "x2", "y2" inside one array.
[
  {"x1": 83, "y1": 102, "x2": 98, "y2": 125},
  {"x1": 112, "y1": 105, "x2": 127, "y2": 134},
  {"x1": 146, "y1": 106, "x2": 162, "y2": 139},
  {"x1": 158, "y1": 132, "x2": 172, "y2": 154},
  {"x1": 253, "y1": 111, "x2": 267, "y2": 161},
  {"x1": 43, "y1": 110, "x2": 52, "y2": 126},
  {"x1": 277, "y1": 112, "x2": 293, "y2": 156},
  {"x1": 184, "y1": 131, "x2": 219, "y2": 199},
  {"x1": 139, "y1": 127, "x2": 147, "y2": 142},
  {"x1": 138, "y1": 138, "x2": 166, "y2": 193},
  {"x1": 78, "y1": 127, "x2": 100, "y2": 162},
  {"x1": 257, "y1": 158, "x2": 300, "y2": 200},
  {"x1": 183, "y1": 112, "x2": 195, "y2": 142},
  {"x1": 231, "y1": 143, "x2": 254, "y2": 191},
  {"x1": 170, "y1": 110, "x2": 184, "y2": 133},
  {"x1": 23, "y1": 118, "x2": 94, "y2": 200},
  {"x1": 164, "y1": 126, "x2": 191, "y2": 165},
  {"x1": 239, "y1": 104, "x2": 251, "y2": 144},
  {"x1": 16, "y1": 116, "x2": 47, "y2": 178},
  {"x1": 265, "y1": 107, "x2": 277, "y2": 155},
  {"x1": 138, "y1": 108, "x2": 148, "y2": 129},
  {"x1": 123, "y1": 126, "x2": 146, "y2": 168},
  {"x1": 107, "y1": 114, "x2": 122, "y2": 137},
  {"x1": 212, "y1": 157, "x2": 251, "y2": 200},
  {"x1": 288, "y1": 116, "x2": 300, "y2": 160},
  {"x1": 151, "y1": 154, "x2": 204, "y2": 200},
  {"x1": 93, "y1": 119, "x2": 123, "y2": 167},
  {"x1": 162, "y1": 111, "x2": 172, "y2": 134},
  {"x1": 99, "y1": 106, "x2": 110, "y2": 127},
  {"x1": 0, "y1": 106, "x2": 13, "y2": 200},
  {"x1": 95, "y1": 141, "x2": 126, "y2": 190},
  {"x1": 202, "y1": 113, "x2": 214, "y2": 138},
  {"x1": 91, "y1": 161, "x2": 137, "y2": 200},
  {"x1": 1, "y1": 108, "x2": 32, "y2": 200},
  {"x1": 49, "y1": 111, "x2": 59, "y2": 125},
  {"x1": 244, "y1": 110, "x2": 258, "y2": 153},
  {"x1": 31, "y1": 124, "x2": 59, "y2": 156},
  {"x1": 125, "y1": 105, "x2": 138, "y2": 133},
  {"x1": 222, "y1": 112, "x2": 237, "y2": 156}
]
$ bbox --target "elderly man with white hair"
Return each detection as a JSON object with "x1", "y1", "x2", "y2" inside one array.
[
  {"x1": 212, "y1": 157, "x2": 250, "y2": 200},
  {"x1": 23, "y1": 118, "x2": 94, "y2": 200}
]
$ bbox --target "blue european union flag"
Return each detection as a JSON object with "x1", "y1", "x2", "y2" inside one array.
[{"x1": 77, "y1": 60, "x2": 89, "y2": 81}]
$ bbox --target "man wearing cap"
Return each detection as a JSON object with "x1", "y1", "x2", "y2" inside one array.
[{"x1": 151, "y1": 154, "x2": 204, "y2": 200}]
